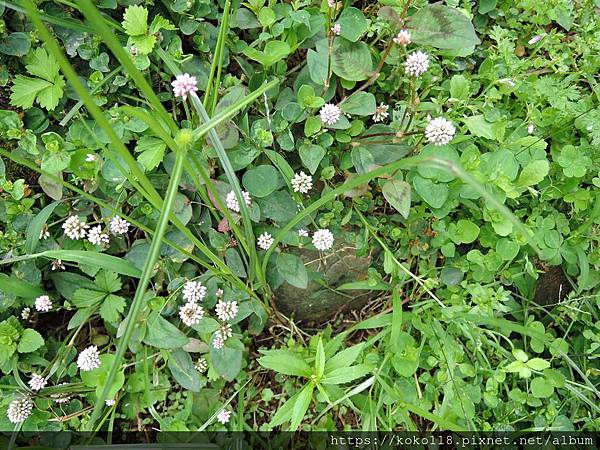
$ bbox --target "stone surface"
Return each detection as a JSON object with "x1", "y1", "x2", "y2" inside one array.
[{"x1": 274, "y1": 244, "x2": 373, "y2": 322}]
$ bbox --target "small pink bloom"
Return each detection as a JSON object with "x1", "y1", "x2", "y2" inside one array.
[{"x1": 171, "y1": 73, "x2": 198, "y2": 100}]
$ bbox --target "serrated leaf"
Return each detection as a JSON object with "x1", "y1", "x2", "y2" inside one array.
[
  {"x1": 72, "y1": 288, "x2": 107, "y2": 308},
  {"x1": 10, "y1": 76, "x2": 52, "y2": 109},
  {"x1": 17, "y1": 329, "x2": 44, "y2": 353},
  {"x1": 95, "y1": 271, "x2": 122, "y2": 293},
  {"x1": 25, "y1": 47, "x2": 60, "y2": 82},
  {"x1": 290, "y1": 382, "x2": 314, "y2": 431},
  {"x1": 135, "y1": 135, "x2": 166, "y2": 171},
  {"x1": 122, "y1": 5, "x2": 148, "y2": 36},
  {"x1": 100, "y1": 294, "x2": 126, "y2": 323}
]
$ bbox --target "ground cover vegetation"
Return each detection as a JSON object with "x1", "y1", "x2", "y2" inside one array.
[{"x1": 0, "y1": 0, "x2": 599, "y2": 438}]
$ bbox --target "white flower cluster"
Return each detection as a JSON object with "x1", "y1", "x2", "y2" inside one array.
[
  {"x1": 183, "y1": 280, "x2": 207, "y2": 302},
  {"x1": 7, "y1": 397, "x2": 33, "y2": 423},
  {"x1": 312, "y1": 229, "x2": 334, "y2": 251},
  {"x1": 87, "y1": 225, "x2": 109, "y2": 246},
  {"x1": 77, "y1": 345, "x2": 101, "y2": 372},
  {"x1": 179, "y1": 301, "x2": 205, "y2": 326},
  {"x1": 226, "y1": 190, "x2": 252, "y2": 213},
  {"x1": 171, "y1": 73, "x2": 198, "y2": 100},
  {"x1": 62, "y1": 215, "x2": 88, "y2": 240},
  {"x1": 213, "y1": 324, "x2": 233, "y2": 349},
  {"x1": 35, "y1": 295, "x2": 52, "y2": 312},
  {"x1": 257, "y1": 232, "x2": 274, "y2": 250},
  {"x1": 179, "y1": 280, "x2": 207, "y2": 326},
  {"x1": 291, "y1": 171, "x2": 312, "y2": 194},
  {"x1": 373, "y1": 103, "x2": 389, "y2": 123},
  {"x1": 393, "y1": 29, "x2": 411, "y2": 45},
  {"x1": 319, "y1": 103, "x2": 341, "y2": 126},
  {"x1": 109, "y1": 216, "x2": 130, "y2": 235},
  {"x1": 28, "y1": 374, "x2": 47, "y2": 391},
  {"x1": 195, "y1": 357, "x2": 208, "y2": 373},
  {"x1": 424, "y1": 117, "x2": 456, "y2": 146},
  {"x1": 331, "y1": 23, "x2": 341, "y2": 35},
  {"x1": 405, "y1": 51, "x2": 429, "y2": 77},
  {"x1": 215, "y1": 300, "x2": 238, "y2": 322}
]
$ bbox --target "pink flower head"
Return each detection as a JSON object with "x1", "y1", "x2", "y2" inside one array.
[{"x1": 171, "y1": 73, "x2": 198, "y2": 100}]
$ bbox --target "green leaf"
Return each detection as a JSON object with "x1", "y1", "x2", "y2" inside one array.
[
  {"x1": 41, "y1": 150, "x2": 71, "y2": 173},
  {"x1": 122, "y1": 5, "x2": 148, "y2": 36},
  {"x1": 321, "y1": 364, "x2": 372, "y2": 384},
  {"x1": 276, "y1": 252, "x2": 308, "y2": 289},
  {"x1": 409, "y1": 5, "x2": 480, "y2": 50},
  {"x1": 40, "y1": 250, "x2": 142, "y2": 278},
  {"x1": 0, "y1": 32, "x2": 31, "y2": 57},
  {"x1": 325, "y1": 343, "x2": 364, "y2": 372},
  {"x1": 26, "y1": 201, "x2": 59, "y2": 254},
  {"x1": 210, "y1": 338, "x2": 243, "y2": 381},
  {"x1": 516, "y1": 160, "x2": 549, "y2": 187},
  {"x1": 413, "y1": 176, "x2": 448, "y2": 209},
  {"x1": 258, "y1": 349, "x2": 312, "y2": 377},
  {"x1": 243, "y1": 41, "x2": 290, "y2": 67},
  {"x1": 382, "y1": 179, "x2": 411, "y2": 219},
  {"x1": 0, "y1": 273, "x2": 44, "y2": 299},
  {"x1": 17, "y1": 329, "x2": 44, "y2": 353},
  {"x1": 315, "y1": 337, "x2": 325, "y2": 379},
  {"x1": 337, "y1": 7, "x2": 368, "y2": 42},
  {"x1": 95, "y1": 271, "x2": 122, "y2": 293},
  {"x1": 242, "y1": 165, "x2": 280, "y2": 197},
  {"x1": 455, "y1": 219, "x2": 480, "y2": 244},
  {"x1": 26, "y1": 47, "x2": 61, "y2": 81},
  {"x1": 464, "y1": 115, "x2": 503, "y2": 140},
  {"x1": 307, "y1": 49, "x2": 328, "y2": 85},
  {"x1": 10, "y1": 76, "x2": 52, "y2": 109},
  {"x1": 531, "y1": 376, "x2": 554, "y2": 398},
  {"x1": 527, "y1": 358, "x2": 550, "y2": 371},
  {"x1": 299, "y1": 144, "x2": 325, "y2": 175},
  {"x1": 168, "y1": 348, "x2": 201, "y2": 392},
  {"x1": 72, "y1": 288, "x2": 107, "y2": 308},
  {"x1": 100, "y1": 295, "x2": 126, "y2": 323},
  {"x1": 290, "y1": 382, "x2": 314, "y2": 431},
  {"x1": 143, "y1": 313, "x2": 189, "y2": 349},
  {"x1": 135, "y1": 136, "x2": 166, "y2": 171},
  {"x1": 340, "y1": 92, "x2": 376, "y2": 116},
  {"x1": 332, "y1": 38, "x2": 373, "y2": 81}
]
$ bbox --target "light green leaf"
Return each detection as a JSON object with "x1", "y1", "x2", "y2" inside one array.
[
  {"x1": 321, "y1": 364, "x2": 372, "y2": 384},
  {"x1": 258, "y1": 349, "x2": 312, "y2": 377},
  {"x1": 72, "y1": 288, "x2": 107, "y2": 308},
  {"x1": 530, "y1": 376, "x2": 554, "y2": 398},
  {"x1": 315, "y1": 337, "x2": 325, "y2": 379},
  {"x1": 337, "y1": 7, "x2": 368, "y2": 42},
  {"x1": 516, "y1": 159, "x2": 549, "y2": 187},
  {"x1": 290, "y1": 382, "x2": 314, "y2": 431},
  {"x1": 17, "y1": 328, "x2": 44, "y2": 353},
  {"x1": 413, "y1": 176, "x2": 448, "y2": 209},
  {"x1": 100, "y1": 294, "x2": 126, "y2": 323},
  {"x1": 122, "y1": 5, "x2": 148, "y2": 36}
]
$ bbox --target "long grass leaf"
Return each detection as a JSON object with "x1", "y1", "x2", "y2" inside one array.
[{"x1": 86, "y1": 144, "x2": 190, "y2": 430}]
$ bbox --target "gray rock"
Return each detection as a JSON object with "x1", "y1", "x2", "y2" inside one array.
[{"x1": 274, "y1": 244, "x2": 373, "y2": 322}]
